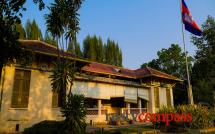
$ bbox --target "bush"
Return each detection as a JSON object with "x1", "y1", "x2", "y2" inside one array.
[
  {"x1": 155, "y1": 105, "x2": 215, "y2": 132},
  {"x1": 61, "y1": 94, "x2": 87, "y2": 134}
]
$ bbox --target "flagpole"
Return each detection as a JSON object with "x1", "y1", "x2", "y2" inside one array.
[{"x1": 179, "y1": 0, "x2": 194, "y2": 105}]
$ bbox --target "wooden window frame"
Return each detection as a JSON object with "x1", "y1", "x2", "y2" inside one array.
[
  {"x1": 166, "y1": 88, "x2": 171, "y2": 106},
  {"x1": 11, "y1": 69, "x2": 31, "y2": 108},
  {"x1": 154, "y1": 87, "x2": 160, "y2": 108},
  {"x1": 52, "y1": 91, "x2": 59, "y2": 108}
]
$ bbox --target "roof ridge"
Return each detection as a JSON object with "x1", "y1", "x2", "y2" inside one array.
[
  {"x1": 146, "y1": 67, "x2": 179, "y2": 79},
  {"x1": 146, "y1": 67, "x2": 153, "y2": 74}
]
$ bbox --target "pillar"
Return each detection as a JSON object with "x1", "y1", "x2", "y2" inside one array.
[
  {"x1": 170, "y1": 87, "x2": 174, "y2": 106},
  {"x1": 149, "y1": 87, "x2": 155, "y2": 113},
  {"x1": 98, "y1": 99, "x2": 101, "y2": 116},
  {"x1": 138, "y1": 99, "x2": 142, "y2": 113},
  {"x1": 126, "y1": 102, "x2": 130, "y2": 114}
]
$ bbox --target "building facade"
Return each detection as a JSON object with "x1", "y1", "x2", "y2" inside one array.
[{"x1": 0, "y1": 40, "x2": 182, "y2": 133}]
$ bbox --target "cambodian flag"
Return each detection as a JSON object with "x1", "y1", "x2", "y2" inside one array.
[{"x1": 181, "y1": 0, "x2": 202, "y2": 36}]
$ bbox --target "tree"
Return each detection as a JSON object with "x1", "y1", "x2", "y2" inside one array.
[
  {"x1": 16, "y1": 23, "x2": 26, "y2": 39},
  {"x1": 83, "y1": 35, "x2": 97, "y2": 61},
  {"x1": 105, "y1": 38, "x2": 123, "y2": 66},
  {"x1": 0, "y1": 0, "x2": 45, "y2": 111},
  {"x1": 141, "y1": 59, "x2": 160, "y2": 70},
  {"x1": 45, "y1": 0, "x2": 86, "y2": 133},
  {"x1": 191, "y1": 16, "x2": 215, "y2": 105},
  {"x1": 141, "y1": 44, "x2": 193, "y2": 105},
  {"x1": 61, "y1": 94, "x2": 86, "y2": 133},
  {"x1": 83, "y1": 35, "x2": 123, "y2": 66},
  {"x1": 141, "y1": 44, "x2": 193, "y2": 79},
  {"x1": 25, "y1": 19, "x2": 43, "y2": 40},
  {"x1": 44, "y1": 32, "x2": 57, "y2": 46},
  {"x1": 67, "y1": 41, "x2": 83, "y2": 58}
]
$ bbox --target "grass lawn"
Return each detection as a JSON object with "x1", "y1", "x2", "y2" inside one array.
[{"x1": 87, "y1": 125, "x2": 155, "y2": 134}]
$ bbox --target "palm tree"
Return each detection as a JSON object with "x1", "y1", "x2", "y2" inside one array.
[{"x1": 45, "y1": 0, "x2": 86, "y2": 133}]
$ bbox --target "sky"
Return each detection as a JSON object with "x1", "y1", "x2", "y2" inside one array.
[{"x1": 21, "y1": 0, "x2": 215, "y2": 69}]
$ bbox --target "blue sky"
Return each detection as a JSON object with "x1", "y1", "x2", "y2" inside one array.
[{"x1": 22, "y1": 0, "x2": 215, "y2": 69}]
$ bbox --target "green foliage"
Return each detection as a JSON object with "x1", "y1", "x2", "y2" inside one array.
[
  {"x1": 25, "y1": 19, "x2": 43, "y2": 40},
  {"x1": 156, "y1": 105, "x2": 215, "y2": 132},
  {"x1": 141, "y1": 44, "x2": 193, "y2": 79},
  {"x1": 50, "y1": 60, "x2": 76, "y2": 94},
  {"x1": 61, "y1": 94, "x2": 87, "y2": 134},
  {"x1": 50, "y1": 59, "x2": 87, "y2": 133},
  {"x1": 45, "y1": 0, "x2": 83, "y2": 43},
  {"x1": 44, "y1": 32, "x2": 58, "y2": 46},
  {"x1": 105, "y1": 39, "x2": 122, "y2": 66},
  {"x1": 191, "y1": 16, "x2": 215, "y2": 106},
  {"x1": 67, "y1": 41, "x2": 83, "y2": 58},
  {"x1": 83, "y1": 35, "x2": 123, "y2": 66},
  {"x1": 0, "y1": 0, "x2": 26, "y2": 64},
  {"x1": 16, "y1": 23, "x2": 26, "y2": 39},
  {"x1": 83, "y1": 35, "x2": 103, "y2": 62},
  {"x1": 140, "y1": 44, "x2": 193, "y2": 105}
]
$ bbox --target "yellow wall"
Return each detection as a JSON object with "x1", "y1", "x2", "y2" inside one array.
[
  {"x1": 0, "y1": 66, "x2": 62, "y2": 133},
  {"x1": 0, "y1": 65, "x2": 173, "y2": 133}
]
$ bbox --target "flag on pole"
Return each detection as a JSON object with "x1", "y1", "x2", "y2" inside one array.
[{"x1": 181, "y1": 0, "x2": 202, "y2": 36}]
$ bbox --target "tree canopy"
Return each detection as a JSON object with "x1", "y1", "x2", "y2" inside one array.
[
  {"x1": 25, "y1": 19, "x2": 43, "y2": 40},
  {"x1": 67, "y1": 41, "x2": 82, "y2": 58},
  {"x1": 141, "y1": 44, "x2": 193, "y2": 79},
  {"x1": 83, "y1": 35, "x2": 123, "y2": 66},
  {"x1": 191, "y1": 16, "x2": 215, "y2": 105},
  {"x1": 44, "y1": 32, "x2": 58, "y2": 46}
]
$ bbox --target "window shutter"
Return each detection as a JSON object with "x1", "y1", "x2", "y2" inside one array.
[
  {"x1": 166, "y1": 88, "x2": 171, "y2": 106},
  {"x1": 21, "y1": 71, "x2": 31, "y2": 107},
  {"x1": 52, "y1": 92, "x2": 59, "y2": 108},
  {"x1": 154, "y1": 87, "x2": 160, "y2": 108},
  {"x1": 11, "y1": 71, "x2": 22, "y2": 107},
  {"x1": 11, "y1": 69, "x2": 31, "y2": 108}
]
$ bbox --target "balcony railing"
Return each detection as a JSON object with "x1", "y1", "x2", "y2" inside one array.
[
  {"x1": 86, "y1": 108, "x2": 107, "y2": 115},
  {"x1": 121, "y1": 108, "x2": 147, "y2": 114}
]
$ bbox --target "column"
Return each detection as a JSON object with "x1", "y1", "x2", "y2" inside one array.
[
  {"x1": 170, "y1": 87, "x2": 174, "y2": 107},
  {"x1": 138, "y1": 99, "x2": 142, "y2": 113},
  {"x1": 149, "y1": 86, "x2": 155, "y2": 113},
  {"x1": 146, "y1": 101, "x2": 149, "y2": 112},
  {"x1": 126, "y1": 102, "x2": 130, "y2": 114},
  {"x1": 98, "y1": 99, "x2": 101, "y2": 116}
]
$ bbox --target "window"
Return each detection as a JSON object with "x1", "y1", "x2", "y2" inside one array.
[
  {"x1": 52, "y1": 92, "x2": 59, "y2": 108},
  {"x1": 52, "y1": 91, "x2": 63, "y2": 108},
  {"x1": 11, "y1": 69, "x2": 31, "y2": 108},
  {"x1": 154, "y1": 87, "x2": 160, "y2": 108},
  {"x1": 166, "y1": 88, "x2": 171, "y2": 106}
]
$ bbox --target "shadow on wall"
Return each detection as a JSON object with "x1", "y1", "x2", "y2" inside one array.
[{"x1": 0, "y1": 67, "x2": 63, "y2": 132}]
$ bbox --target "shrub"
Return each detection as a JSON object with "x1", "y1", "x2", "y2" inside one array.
[
  {"x1": 184, "y1": 105, "x2": 215, "y2": 129},
  {"x1": 155, "y1": 105, "x2": 215, "y2": 132},
  {"x1": 61, "y1": 94, "x2": 87, "y2": 134}
]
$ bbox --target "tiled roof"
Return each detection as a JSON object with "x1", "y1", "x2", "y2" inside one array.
[
  {"x1": 19, "y1": 40, "x2": 75, "y2": 58},
  {"x1": 134, "y1": 67, "x2": 181, "y2": 81},
  {"x1": 82, "y1": 62, "x2": 136, "y2": 78},
  {"x1": 19, "y1": 40, "x2": 182, "y2": 81},
  {"x1": 82, "y1": 62, "x2": 182, "y2": 81}
]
